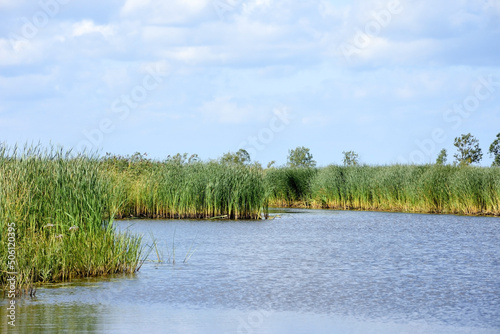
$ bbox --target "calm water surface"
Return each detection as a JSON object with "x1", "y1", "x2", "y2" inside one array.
[{"x1": 2, "y1": 209, "x2": 500, "y2": 333}]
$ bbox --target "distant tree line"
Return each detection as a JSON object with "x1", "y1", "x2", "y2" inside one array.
[
  {"x1": 109, "y1": 132, "x2": 500, "y2": 168},
  {"x1": 281, "y1": 133, "x2": 500, "y2": 167},
  {"x1": 436, "y1": 132, "x2": 500, "y2": 167},
  {"x1": 225, "y1": 133, "x2": 499, "y2": 168}
]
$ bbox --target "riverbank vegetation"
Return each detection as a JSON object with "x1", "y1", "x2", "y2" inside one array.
[
  {"x1": 267, "y1": 164, "x2": 500, "y2": 215},
  {"x1": 265, "y1": 132, "x2": 500, "y2": 214},
  {"x1": 101, "y1": 149, "x2": 500, "y2": 216},
  {"x1": 0, "y1": 146, "x2": 268, "y2": 292},
  {"x1": 101, "y1": 152, "x2": 267, "y2": 220},
  {"x1": 1, "y1": 141, "x2": 499, "y2": 293},
  {"x1": 0, "y1": 145, "x2": 143, "y2": 294}
]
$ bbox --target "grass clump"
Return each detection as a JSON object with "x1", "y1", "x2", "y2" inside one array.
[{"x1": 0, "y1": 144, "x2": 143, "y2": 295}]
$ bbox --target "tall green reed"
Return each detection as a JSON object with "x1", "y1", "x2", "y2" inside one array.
[
  {"x1": 309, "y1": 164, "x2": 500, "y2": 215},
  {"x1": 264, "y1": 167, "x2": 317, "y2": 207},
  {"x1": 101, "y1": 156, "x2": 267, "y2": 220},
  {"x1": 0, "y1": 145, "x2": 143, "y2": 294}
]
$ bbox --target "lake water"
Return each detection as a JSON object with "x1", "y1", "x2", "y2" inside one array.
[{"x1": 2, "y1": 209, "x2": 500, "y2": 333}]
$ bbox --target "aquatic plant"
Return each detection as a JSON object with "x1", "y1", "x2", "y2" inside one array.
[
  {"x1": 101, "y1": 156, "x2": 267, "y2": 220},
  {"x1": 264, "y1": 167, "x2": 317, "y2": 207},
  {"x1": 309, "y1": 164, "x2": 500, "y2": 215},
  {"x1": 2, "y1": 143, "x2": 499, "y2": 296},
  {"x1": 0, "y1": 144, "x2": 143, "y2": 294}
]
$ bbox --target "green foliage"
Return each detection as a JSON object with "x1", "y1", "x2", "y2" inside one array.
[
  {"x1": 102, "y1": 153, "x2": 266, "y2": 220},
  {"x1": 436, "y1": 148, "x2": 447, "y2": 165},
  {"x1": 0, "y1": 145, "x2": 143, "y2": 292},
  {"x1": 265, "y1": 167, "x2": 317, "y2": 206},
  {"x1": 2, "y1": 142, "x2": 499, "y2": 293},
  {"x1": 342, "y1": 151, "x2": 359, "y2": 166},
  {"x1": 267, "y1": 160, "x2": 276, "y2": 169},
  {"x1": 287, "y1": 146, "x2": 316, "y2": 168},
  {"x1": 220, "y1": 149, "x2": 251, "y2": 165},
  {"x1": 454, "y1": 133, "x2": 483, "y2": 166},
  {"x1": 167, "y1": 152, "x2": 189, "y2": 164},
  {"x1": 489, "y1": 133, "x2": 500, "y2": 167},
  {"x1": 188, "y1": 154, "x2": 200, "y2": 164},
  {"x1": 309, "y1": 164, "x2": 500, "y2": 215}
]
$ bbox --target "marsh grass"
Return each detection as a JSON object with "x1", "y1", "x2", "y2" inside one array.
[
  {"x1": 264, "y1": 167, "x2": 317, "y2": 207},
  {"x1": 0, "y1": 145, "x2": 143, "y2": 295},
  {"x1": 309, "y1": 164, "x2": 500, "y2": 215},
  {"x1": 2, "y1": 143, "x2": 498, "y2": 295},
  {"x1": 244, "y1": 163, "x2": 498, "y2": 215},
  {"x1": 0, "y1": 146, "x2": 267, "y2": 293},
  {"x1": 102, "y1": 156, "x2": 267, "y2": 220}
]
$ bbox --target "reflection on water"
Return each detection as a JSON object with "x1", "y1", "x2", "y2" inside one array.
[
  {"x1": 0, "y1": 301, "x2": 102, "y2": 333},
  {"x1": 1, "y1": 209, "x2": 499, "y2": 333}
]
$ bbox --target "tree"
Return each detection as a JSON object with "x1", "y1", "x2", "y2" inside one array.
[
  {"x1": 436, "y1": 149, "x2": 447, "y2": 165},
  {"x1": 287, "y1": 146, "x2": 316, "y2": 168},
  {"x1": 453, "y1": 133, "x2": 482, "y2": 166},
  {"x1": 267, "y1": 160, "x2": 276, "y2": 169},
  {"x1": 489, "y1": 133, "x2": 500, "y2": 167},
  {"x1": 220, "y1": 149, "x2": 251, "y2": 165},
  {"x1": 342, "y1": 151, "x2": 359, "y2": 166}
]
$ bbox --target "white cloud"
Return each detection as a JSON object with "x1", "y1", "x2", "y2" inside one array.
[
  {"x1": 72, "y1": 20, "x2": 115, "y2": 38},
  {"x1": 1, "y1": 0, "x2": 499, "y2": 165}
]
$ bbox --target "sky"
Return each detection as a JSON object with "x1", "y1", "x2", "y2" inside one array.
[{"x1": 0, "y1": 0, "x2": 499, "y2": 166}]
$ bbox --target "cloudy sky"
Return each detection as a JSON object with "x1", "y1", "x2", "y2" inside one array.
[{"x1": 1, "y1": 0, "x2": 499, "y2": 166}]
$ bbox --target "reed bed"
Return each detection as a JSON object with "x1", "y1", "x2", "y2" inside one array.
[
  {"x1": 264, "y1": 167, "x2": 317, "y2": 207},
  {"x1": 309, "y1": 164, "x2": 500, "y2": 215},
  {"x1": 2, "y1": 143, "x2": 498, "y2": 294},
  {"x1": 0, "y1": 145, "x2": 143, "y2": 294},
  {"x1": 103, "y1": 157, "x2": 500, "y2": 216},
  {"x1": 101, "y1": 156, "x2": 267, "y2": 220}
]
